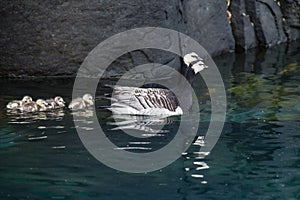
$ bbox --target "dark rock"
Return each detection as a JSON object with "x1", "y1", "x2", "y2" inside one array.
[
  {"x1": 279, "y1": 0, "x2": 300, "y2": 41},
  {"x1": 245, "y1": 0, "x2": 287, "y2": 46},
  {"x1": 0, "y1": 0, "x2": 185, "y2": 77},
  {"x1": 183, "y1": 0, "x2": 235, "y2": 56},
  {"x1": 259, "y1": 0, "x2": 287, "y2": 43},
  {"x1": 0, "y1": 0, "x2": 299, "y2": 77},
  {"x1": 229, "y1": 0, "x2": 257, "y2": 51}
]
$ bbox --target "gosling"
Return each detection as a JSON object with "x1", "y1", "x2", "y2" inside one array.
[
  {"x1": 6, "y1": 96, "x2": 33, "y2": 110},
  {"x1": 19, "y1": 99, "x2": 48, "y2": 113},
  {"x1": 68, "y1": 94, "x2": 94, "y2": 110},
  {"x1": 46, "y1": 96, "x2": 65, "y2": 110}
]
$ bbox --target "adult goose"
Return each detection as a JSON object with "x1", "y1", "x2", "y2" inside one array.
[{"x1": 106, "y1": 52, "x2": 208, "y2": 116}]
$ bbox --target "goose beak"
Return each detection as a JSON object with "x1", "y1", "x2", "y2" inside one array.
[{"x1": 191, "y1": 61, "x2": 208, "y2": 74}]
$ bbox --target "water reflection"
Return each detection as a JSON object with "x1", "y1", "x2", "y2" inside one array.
[
  {"x1": 100, "y1": 112, "x2": 184, "y2": 153},
  {"x1": 227, "y1": 46, "x2": 300, "y2": 124},
  {"x1": 71, "y1": 109, "x2": 94, "y2": 119},
  {"x1": 70, "y1": 109, "x2": 96, "y2": 133},
  {"x1": 108, "y1": 114, "x2": 173, "y2": 135},
  {"x1": 182, "y1": 137, "x2": 210, "y2": 185},
  {"x1": 228, "y1": 67, "x2": 300, "y2": 124},
  {"x1": 0, "y1": 125, "x2": 24, "y2": 149},
  {"x1": 6, "y1": 109, "x2": 65, "y2": 123},
  {"x1": 1, "y1": 108, "x2": 68, "y2": 151},
  {"x1": 0, "y1": 41, "x2": 299, "y2": 199}
]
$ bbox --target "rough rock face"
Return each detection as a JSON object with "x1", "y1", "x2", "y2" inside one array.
[
  {"x1": 229, "y1": 0, "x2": 257, "y2": 50},
  {"x1": 279, "y1": 0, "x2": 300, "y2": 41},
  {"x1": 229, "y1": 0, "x2": 299, "y2": 51},
  {"x1": 0, "y1": 0, "x2": 299, "y2": 77},
  {"x1": 244, "y1": 0, "x2": 287, "y2": 46},
  {"x1": 183, "y1": 0, "x2": 235, "y2": 56},
  {"x1": 0, "y1": 0, "x2": 185, "y2": 77}
]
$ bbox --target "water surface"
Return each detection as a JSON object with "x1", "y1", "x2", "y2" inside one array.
[{"x1": 0, "y1": 42, "x2": 299, "y2": 199}]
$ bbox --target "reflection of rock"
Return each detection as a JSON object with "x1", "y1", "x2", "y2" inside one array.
[
  {"x1": 228, "y1": 41, "x2": 300, "y2": 123},
  {"x1": 228, "y1": 73, "x2": 265, "y2": 108},
  {"x1": 279, "y1": 63, "x2": 299, "y2": 76},
  {"x1": 228, "y1": 61, "x2": 300, "y2": 122}
]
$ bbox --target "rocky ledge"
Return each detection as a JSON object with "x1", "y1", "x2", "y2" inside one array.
[{"x1": 0, "y1": 0, "x2": 299, "y2": 77}]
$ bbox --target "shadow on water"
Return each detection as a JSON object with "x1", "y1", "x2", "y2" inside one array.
[{"x1": 0, "y1": 41, "x2": 299, "y2": 199}]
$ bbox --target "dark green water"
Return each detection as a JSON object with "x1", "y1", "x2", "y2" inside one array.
[{"x1": 0, "y1": 42, "x2": 299, "y2": 199}]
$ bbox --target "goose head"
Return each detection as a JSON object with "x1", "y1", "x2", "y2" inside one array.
[
  {"x1": 22, "y1": 96, "x2": 33, "y2": 103},
  {"x1": 82, "y1": 94, "x2": 94, "y2": 106},
  {"x1": 54, "y1": 96, "x2": 65, "y2": 106},
  {"x1": 36, "y1": 99, "x2": 48, "y2": 110},
  {"x1": 183, "y1": 52, "x2": 208, "y2": 74},
  {"x1": 175, "y1": 52, "x2": 208, "y2": 113}
]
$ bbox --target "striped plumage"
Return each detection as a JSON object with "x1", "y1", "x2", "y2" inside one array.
[
  {"x1": 106, "y1": 52, "x2": 208, "y2": 116},
  {"x1": 107, "y1": 86, "x2": 183, "y2": 116}
]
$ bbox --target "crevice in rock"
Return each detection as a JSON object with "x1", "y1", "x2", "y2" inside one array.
[
  {"x1": 258, "y1": 0, "x2": 282, "y2": 44},
  {"x1": 280, "y1": 15, "x2": 290, "y2": 41},
  {"x1": 164, "y1": 10, "x2": 168, "y2": 20},
  {"x1": 245, "y1": 1, "x2": 266, "y2": 46},
  {"x1": 178, "y1": 0, "x2": 186, "y2": 24},
  {"x1": 275, "y1": 1, "x2": 290, "y2": 40}
]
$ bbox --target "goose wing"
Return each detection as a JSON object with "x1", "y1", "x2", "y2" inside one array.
[
  {"x1": 133, "y1": 88, "x2": 179, "y2": 111},
  {"x1": 107, "y1": 85, "x2": 181, "y2": 115}
]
